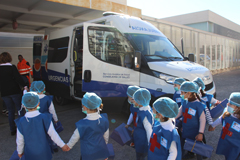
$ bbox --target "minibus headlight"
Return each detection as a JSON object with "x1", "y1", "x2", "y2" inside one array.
[
  {"x1": 152, "y1": 71, "x2": 175, "y2": 84},
  {"x1": 202, "y1": 75, "x2": 211, "y2": 81}
]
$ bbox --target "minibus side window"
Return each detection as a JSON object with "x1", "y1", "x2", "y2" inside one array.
[
  {"x1": 48, "y1": 37, "x2": 69, "y2": 63},
  {"x1": 88, "y1": 27, "x2": 134, "y2": 68}
]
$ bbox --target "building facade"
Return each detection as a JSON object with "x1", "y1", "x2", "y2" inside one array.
[{"x1": 143, "y1": 14, "x2": 240, "y2": 72}]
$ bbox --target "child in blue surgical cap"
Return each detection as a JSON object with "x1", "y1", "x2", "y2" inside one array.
[
  {"x1": 173, "y1": 78, "x2": 186, "y2": 107},
  {"x1": 125, "y1": 85, "x2": 140, "y2": 129},
  {"x1": 15, "y1": 92, "x2": 68, "y2": 159},
  {"x1": 66, "y1": 92, "x2": 109, "y2": 160},
  {"x1": 132, "y1": 88, "x2": 154, "y2": 160},
  {"x1": 193, "y1": 77, "x2": 221, "y2": 110},
  {"x1": 34, "y1": 81, "x2": 58, "y2": 123},
  {"x1": 209, "y1": 92, "x2": 240, "y2": 160},
  {"x1": 149, "y1": 97, "x2": 181, "y2": 160},
  {"x1": 175, "y1": 81, "x2": 206, "y2": 160},
  {"x1": 34, "y1": 81, "x2": 59, "y2": 151}
]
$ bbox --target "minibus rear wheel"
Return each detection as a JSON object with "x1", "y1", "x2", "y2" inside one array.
[{"x1": 54, "y1": 96, "x2": 68, "y2": 106}]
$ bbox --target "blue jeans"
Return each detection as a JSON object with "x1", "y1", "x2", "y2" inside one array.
[{"x1": 2, "y1": 94, "x2": 24, "y2": 132}]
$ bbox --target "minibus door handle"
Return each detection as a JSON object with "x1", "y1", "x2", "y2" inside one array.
[
  {"x1": 65, "y1": 69, "x2": 68, "y2": 77},
  {"x1": 84, "y1": 70, "x2": 91, "y2": 82}
]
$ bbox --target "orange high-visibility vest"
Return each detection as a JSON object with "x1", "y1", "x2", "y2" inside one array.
[{"x1": 17, "y1": 59, "x2": 33, "y2": 76}]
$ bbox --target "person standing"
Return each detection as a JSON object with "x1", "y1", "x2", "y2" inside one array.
[
  {"x1": 66, "y1": 92, "x2": 109, "y2": 160},
  {"x1": 148, "y1": 97, "x2": 182, "y2": 160},
  {"x1": 15, "y1": 92, "x2": 68, "y2": 159},
  {"x1": 0, "y1": 52, "x2": 26, "y2": 135},
  {"x1": 132, "y1": 88, "x2": 154, "y2": 160},
  {"x1": 175, "y1": 81, "x2": 206, "y2": 160},
  {"x1": 209, "y1": 92, "x2": 240, "y2": 160},
  {"x1": 17, "y1": 54, "x2": 33, "y2": 87}
]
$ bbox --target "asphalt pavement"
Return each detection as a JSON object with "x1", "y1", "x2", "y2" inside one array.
[{"x1": 0, "y1": 68, "x2": 240, "y2": 160}]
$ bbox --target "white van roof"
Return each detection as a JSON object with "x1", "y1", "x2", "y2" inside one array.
[{"x1": 46, "y1": 13, "x2": 166, "y2": 38}]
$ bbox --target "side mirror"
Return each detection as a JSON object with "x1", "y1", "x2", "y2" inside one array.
[
  {"x1": 134, "y1": 51, "x2": 141, "y2": 71},
  {"x1": 188, "y1": 53, "x2": 195, "y2": 62}
]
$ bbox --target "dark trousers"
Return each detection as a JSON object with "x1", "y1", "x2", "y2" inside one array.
[
  {"x1": 2, "y1": 101, "x2": 7, "y2": 110},
  {"x1": 2, "y1": 94, "x2": 24, "y2": 132},
  {"x1": 136, "y1": 152, "x2": 147, "y2": 160}
]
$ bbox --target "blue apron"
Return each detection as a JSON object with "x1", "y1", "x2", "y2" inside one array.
[
  {"x1": 216, "y1": 116, "x2": 240, "y2": 160},
  {"x1": 76, "y1": 113, "x2": 109, "y2": 160},
  {"x1": 148, "y1": 123, "x2": 182, "y2": 160},
  {"x1": 39, "y1": 95, "x2": 52, "y2": 114},
  {"x1": 182, "y1": 101, "x2": 205, "y2": 140},
  {"x1": 15, "y1": 113, "x2": 52, "y2": 160},
  {"x1": 133, "y1": 108, "x2": 153, "y2": 153},
  {"x1": 173, "y1": 91, "x2": 182, "y2": 107},
  {"x1": 201, "y1": 93, "x2": 213, "y2": 110},
  {"x1": 130, "y1": 104, "x2": 139, "y2": 128}
]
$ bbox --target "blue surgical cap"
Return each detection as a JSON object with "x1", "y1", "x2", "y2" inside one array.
[
  {"x1": 35, "y1": 81, "x2": 45, "y2": 93},
  {"x1": 174, "y1": 78, "x2": 186, "y2": 85},
  {"x1": 30, "y1": 81, "x2": 37, "y2": 92},
  {"x1": 180, "y1": 81, "x2": 199, "y2": 93},
  {"x1": 229, "y1": 92, "x2": 240, "y2": 107},
  {"x1": 133, "y1": 88, "x2": 151, "y2": 106},
  {"x1": 22, "y1": 92, "x2": 39, "y2": 108},
  {"x1": 193, "y1": 77, "x2": 205, "y2": 90},
  {"x1": 127, "y1": 86, "x2": 140, "y2": 98},
  {"x1": 82, "y1": 92, "x2": 102, "y2": 109},
  {"x1": 153, "y1": 97, "x2": 179, "y2": 118}
]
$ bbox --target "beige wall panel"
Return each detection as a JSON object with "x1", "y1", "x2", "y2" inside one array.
[
  {"x1": 127, "y1": 6, "x2": 141, "y2": 17},
  {"x1": 91, "y1": 0, "x2": 112, "y2": 11},
  {"x1": 111, "y1": 2, "x2": 127, "y2": 13},
  {"x1": 107, "y1": 0, "x2": 127, "y2": 5},
  {"x1": 47, "y1": 0, "x2": 90, "y2": 8}
]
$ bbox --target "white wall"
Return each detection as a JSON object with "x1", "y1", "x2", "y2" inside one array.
[{"x1": 0, "y1": 47, "x2": 33, "y2": 82}]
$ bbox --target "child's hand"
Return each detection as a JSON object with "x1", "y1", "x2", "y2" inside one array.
[
  {"x1": 18, "y1": 153, "x2": 24, "y2": 158},
  {"x1": 125, "y1": 124, "x2": 129, "y2": 128},
  {"x1": 195, "y1": 133, "x2": 203, "y2": 141},
  {"x1": 131, "y1": 129, "x2": 134, "y2": 135},
  {"x1": 208, "y1": 125, "x2": 215, "y2": 131},
  {"x1": 215, "y1": 100, "x2": 221, "y2": 105},
  {"x1": 62, "y1": 144, "x2": 70, "y2": 151}
]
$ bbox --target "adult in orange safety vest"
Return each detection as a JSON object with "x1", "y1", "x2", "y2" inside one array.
[{"x1": 17, "y1": 55, "x2": 33, "y2": 87}]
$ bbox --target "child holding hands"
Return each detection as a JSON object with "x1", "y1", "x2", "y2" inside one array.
[
  {"x1": 66, "y1": 92, "x2": 109, "y2": 160},
  {"x1": 15, "y1": 92, "x2": 68, "y2": 160}
]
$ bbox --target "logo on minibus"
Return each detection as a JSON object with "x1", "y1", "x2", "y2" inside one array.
[
  {"x1": 48, "y1": 75, "x2": 69, "y2": 83},
  {"x1": 131, "y1": 26, "x2": 159, "y2": 33}
]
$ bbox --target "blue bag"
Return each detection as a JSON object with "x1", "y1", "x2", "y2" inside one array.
[
  {"x1": 54, "y1": 121, "x2": 64, "y2": 133},
  {"x1": 107, "y1": 144, "x2": 115, "y2": 159},
  {"x1": 110, "y1": 123, "x2": 132, "y2": 146},
  {"x1": 9, "y1": 150, "x2": 25, "y2": 160},
  {"x1": 210, "y1": 99, "x2": 228, "y2": 119},
  {"x1": 184, "y1": 138, "x2": 213, "y2": 158}
]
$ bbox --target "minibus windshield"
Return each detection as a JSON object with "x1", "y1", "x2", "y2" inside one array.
[{"x1": 125, "y1": 33, "x2": 184, "y2": 62}]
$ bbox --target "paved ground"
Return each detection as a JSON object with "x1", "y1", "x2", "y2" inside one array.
[{"x1": 0, "y1": 68, "x2": 240, "y2": 160}]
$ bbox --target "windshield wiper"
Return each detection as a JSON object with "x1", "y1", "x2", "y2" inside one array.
[
  {"x1": 169, "y1": 57, "x2": 183, "y2": 59},
  {"x1": 144, "y1": 55, "x2": 173, "y2": 61}
]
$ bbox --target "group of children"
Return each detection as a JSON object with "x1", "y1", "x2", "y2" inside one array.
[{"x1": 14, "y1": 79, "x2": 240, "y2": 160}]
